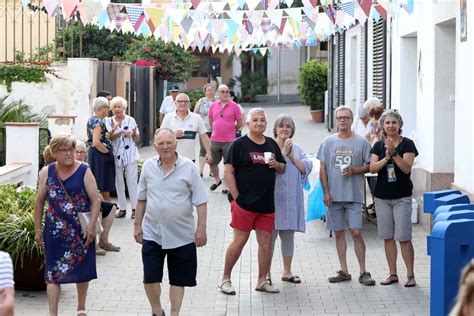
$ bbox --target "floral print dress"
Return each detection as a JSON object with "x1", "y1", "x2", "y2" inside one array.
[{"x1": 44, "y1": 163, "x2": 97, "y2": 284}]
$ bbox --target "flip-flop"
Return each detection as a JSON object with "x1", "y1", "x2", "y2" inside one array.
[
  {"x1": 380, "y1": 274, "x2": 399, "y2": 285},
  {"x1": 281, "y1": 276, "x2": 301, "y2": 284},
  {"x1": 255, "y1": 280, "x2": 279, "y2": 293}
]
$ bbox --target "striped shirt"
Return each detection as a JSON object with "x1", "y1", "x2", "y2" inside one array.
[{"x1": 0, "y1": 251, "x2": 14, "y2": 288}]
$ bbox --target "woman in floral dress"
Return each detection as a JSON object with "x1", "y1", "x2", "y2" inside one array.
[{"x1": 34, "y1": 134, "x2": 101, "y2": 316}]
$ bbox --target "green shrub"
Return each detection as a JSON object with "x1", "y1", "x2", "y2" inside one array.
[
  {"x1": 237, "y1": 72, "x2": 268, "y2": 103},
  {"x1": 298, "y1": 60, "x2": 328, "y2": 110},
  {"x1": 0, "y1": 185, "x2": 44, "y2": 267},
  {"x1": 186, "y1": 90, "x2": 204, "y2": 111}
]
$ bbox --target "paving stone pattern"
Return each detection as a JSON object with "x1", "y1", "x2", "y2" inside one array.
[{"x1": 15, "y1": 105, "x2": 430, "y2": 315}]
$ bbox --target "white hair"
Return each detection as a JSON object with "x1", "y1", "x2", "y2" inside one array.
[
  {"x1": 246, "y1": 108, "x2": 267, "y2": 123},
  {"x1": 93, "y1": 97, "x2": 110, "y2": 113},
  {"x1": 76, "y1": 140, "x2": 87, "y2": 151},
  {"x1": 363, "y1": 97, "x2": 382, "y2": 110},
  {"x1": 110, "y1": 96, "x2": 128, "y2": 110}
]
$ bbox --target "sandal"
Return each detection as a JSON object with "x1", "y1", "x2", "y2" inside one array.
[
  {"x1": 405, "y1": 275, "x2": 416, "y2": 287},
  {"x1": 98, "y1": 242, "x2": 121, "y2": 252},
  {"x1": 380, "y1": 274, "x2": 399, "y2": 285},
  {"x1": 218, "y1": 279, "x2": 236, "y2": 295},
  {"x1": 76, "y1": 311, "x2": 87, "y2": 316},
  {"x1": 255, "y1": 280, "x2": 279, "y2": 293},
  {"x1": 115, "y1": 210, "x2": 126, "y2": 218},
  {"x1": 281, "y1": 275, "x2": 301, "y2": 284}
]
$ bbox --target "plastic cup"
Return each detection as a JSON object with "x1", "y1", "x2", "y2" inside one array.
[{"x1": 264, "y1": 152, "x2": 272, "y2": 164}]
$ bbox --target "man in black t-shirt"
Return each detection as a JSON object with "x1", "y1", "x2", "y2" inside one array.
[{"x1": 218, "y1": 108, "x2": 286, "y2": 295}]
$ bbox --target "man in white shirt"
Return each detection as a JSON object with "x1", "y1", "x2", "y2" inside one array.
[
  {"x1": 134, "y1": 128, "x2": 208, "y2": 316},
  {"x1": 159, "y1": 85, "x2": 180, "y2": 125},
  {"x1": 161, "y1": 93, "x2": 212, "y2": 163}
]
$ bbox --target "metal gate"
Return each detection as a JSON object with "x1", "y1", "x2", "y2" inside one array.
[
  {"x1": 97, "y1": 61, "x2": 118, "y2": 97},
  {"x1": 0, "y1": 0, "x2": 56, "y2": 62},
  {"x1": 129, "y1": 65, "x2": 155, "y2": 147}
]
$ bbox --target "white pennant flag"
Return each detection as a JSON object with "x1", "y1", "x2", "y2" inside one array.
[
  {"x1": 285, "y1": 8, "x2": 302, "y2": 24},
  {"x1": 227, "y1": 10, "x2": 244, "y2": 25},
  {"x1": 167, "y1": 9, "x2": 184, "y2": 24},
  {"x1": 266, "y1": 9, "x2": 283, "y2": 29}
]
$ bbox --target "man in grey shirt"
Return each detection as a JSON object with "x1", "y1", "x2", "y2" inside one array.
[
  {"x1": 134, "y1": 128, "x2": 208, "y2": 316},
  {"x1": 317, "y1": 105, "x2": 375, "y2": 286}
]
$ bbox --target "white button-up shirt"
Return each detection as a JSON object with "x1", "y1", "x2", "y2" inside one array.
[{"x1": 137, "y1": 155, "x2": 208, "y2": 249}]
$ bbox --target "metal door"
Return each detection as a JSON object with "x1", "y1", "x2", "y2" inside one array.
[
  {"x1": 129, "y1": 65, "x2": 155, "y2": 147},
  {"x1": 97, "y1": 61, "x2": 118, "y2": 97}
]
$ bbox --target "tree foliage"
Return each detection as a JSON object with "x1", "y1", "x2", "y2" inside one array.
[
  {"x1": 56, "y1": 21, "x2": 195, "y2": 81},
  {"x1": 120, "y1": 38, "x2": 195, "y2": 82}
]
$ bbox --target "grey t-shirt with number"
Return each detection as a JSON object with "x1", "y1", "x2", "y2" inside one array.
[{"x1": 316, "y1": 134, "x2": 371, "y2": 204}]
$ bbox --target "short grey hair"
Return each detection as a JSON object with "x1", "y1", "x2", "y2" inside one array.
[
  {"x1": 110, "y1": 96, "x2": 127, "y2": 110},
  {"x1": 335, "y1": 105, "x2": 354, "y2": 119},
  {"x1": 76, "y1": 140, "x2": 87, "y2": 151},
  {"x1": 246, "y1": 108, "x2": 267, "y2": 123},
  {"x1": 363, "y1": 97, "x2": 382, "y2": 110},
  {"x1": 379, "y1": 109, "x2": 404, "y2": 136},
  {"x1": 357, "y1": 105, "x2": 369, "y2": 119},
  {"x1": 154, "y1": 127, "x2": 176, "y2": 143},
  {"x1": 93, "y1": 97, "x2": 110, "y2": 113},
  {"x1": 273, "y1": 113, "x2": 296, "y2": 138}
]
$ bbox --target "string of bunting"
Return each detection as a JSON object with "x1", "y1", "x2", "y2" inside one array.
[{"x1": 24, "y1": 0, "x2": 428, "y2": 55}]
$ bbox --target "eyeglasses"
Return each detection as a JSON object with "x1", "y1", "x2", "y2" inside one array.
[
  {"x1": 58, "y1": 147, "x2": 75, "y2": 154},
  {"x1": 336, "y1": 116, "x2": 352, "y2": 121},
  {"x1": 219, "y1": 90, "x2": 229, "y2": 94},
  {"x1": 176, "y1": 100, "x2": 189, "y2": 104},
  {"x1": 220, "y1": 108, "x2": 224, "y2": 118},
  {"x1": 75, "y1": 151, "x2": 86, "y2": 155}
]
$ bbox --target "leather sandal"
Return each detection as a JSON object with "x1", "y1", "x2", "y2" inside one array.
[
  {"x1": 380, "y1": 274, "x2": 399, "y2": 285},
  {"x1": 405, "y1": 275, "x2": 416, "y2": 287},
  {"x1": 115, "y1": 210, "x2": 126, "y2": 218}
]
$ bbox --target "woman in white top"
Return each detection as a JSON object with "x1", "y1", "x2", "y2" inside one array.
[
  {"x1": 0, "y1": 251, "x2": 14, "y2": 316},
  {"x1": 106, "y1": 97, "x2": 140, "y2": 220},
  {"x1": 194, "y1": 83, "x2": 215, "y2": 177}
]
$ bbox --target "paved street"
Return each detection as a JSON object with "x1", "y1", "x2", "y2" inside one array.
[{"x1": 15, "y1": 104, "x2": 430, "y2": 315}]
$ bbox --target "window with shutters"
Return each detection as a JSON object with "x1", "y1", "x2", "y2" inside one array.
[
  {"x1": 337, "y1": 32, "x2": 345, "y2": 107},
  {"x1": 360, "y1": 22, "x2": 367, "y2": 105},
  {"x1": 372, "y1": 19, "x2": 387, "y2": 106}
]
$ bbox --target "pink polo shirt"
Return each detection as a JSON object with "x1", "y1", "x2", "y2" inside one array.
[{"x1": 208, "y1": 100, "x2": 242, "y2": 142}]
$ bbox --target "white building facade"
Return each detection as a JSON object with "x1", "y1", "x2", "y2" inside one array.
[{"x1": 328, "y1": 1, "x2": 474, "y2": 231}]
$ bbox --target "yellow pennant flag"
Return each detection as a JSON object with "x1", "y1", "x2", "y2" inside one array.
[{"x1": 145, "y1": 8, "x2": 165, "y2": 29}]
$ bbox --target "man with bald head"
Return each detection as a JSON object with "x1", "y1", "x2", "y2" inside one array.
[
  {"x1": 208, "y1": 84, "x2": 244, "y2": 191},
  {"x1": 133, "y1": 128, "x2": 208, "y2": 316},
  {"x1": 161, "y1": 93, "x2": 212, "y2": 163}
]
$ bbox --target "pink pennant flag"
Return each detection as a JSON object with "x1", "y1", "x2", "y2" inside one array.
[
  {"x1": 191, "y1": 0, "x2": 200, "y2": 9},
  {"x1": 61, "y1": 0, "x2": 79, "y2": 20},
  {"x1": 375, "y1": 4, "x2": 387, "y2": 21}
]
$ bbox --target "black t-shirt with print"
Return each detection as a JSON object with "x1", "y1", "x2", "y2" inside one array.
[
  {"x1": 371, "y1": 137, "x2": 418, "y2": 199},
  {"x1": 225, "y1": 135, "x2": 286, "y2": 213}
]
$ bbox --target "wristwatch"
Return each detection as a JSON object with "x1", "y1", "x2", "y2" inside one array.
[{"x1": 391, "y1": 151, "x2": 399, "y2": 158}]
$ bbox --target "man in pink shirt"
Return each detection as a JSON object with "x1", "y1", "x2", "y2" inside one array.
[{"x1": 208, "y1": 84, "x2": 244, "y2": 191}]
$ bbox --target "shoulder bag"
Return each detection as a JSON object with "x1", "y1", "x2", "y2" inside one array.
[{"x1": 55, "y1": 166, "x2": 103, "y2": 236}]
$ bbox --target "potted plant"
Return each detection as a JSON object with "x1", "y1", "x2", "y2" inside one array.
[
  {"x1": 298, "y1": 60, "x2": 328, "y2": 123},
  {"x1": 0, "y1": 185, "x2": 46, "y2": 291}
]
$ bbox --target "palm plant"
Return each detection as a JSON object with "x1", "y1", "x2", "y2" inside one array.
[{"x1": 0, "y1": 95, "x2": 47, "y2": 127}]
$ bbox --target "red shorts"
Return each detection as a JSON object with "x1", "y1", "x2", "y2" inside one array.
[{"x1": 230, "y1": 201, "x2": 275, "y2": 233}]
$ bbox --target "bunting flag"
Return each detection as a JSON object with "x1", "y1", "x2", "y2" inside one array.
[
  {"x1": 339, "y1": 0, "x2": 356, "y2": 17},
  {"x1": 32, "y1": 0, "x2": 428, "y2": 52},
  {"x1": 375, "y1": 4, "x2": 387, "y2": 21},
  {"x1": 43, "y1": 0, "x2": 58, "y2": 17},
  {"x1": 357, "y1": 0, "x2": 372, "y2": 17}
]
